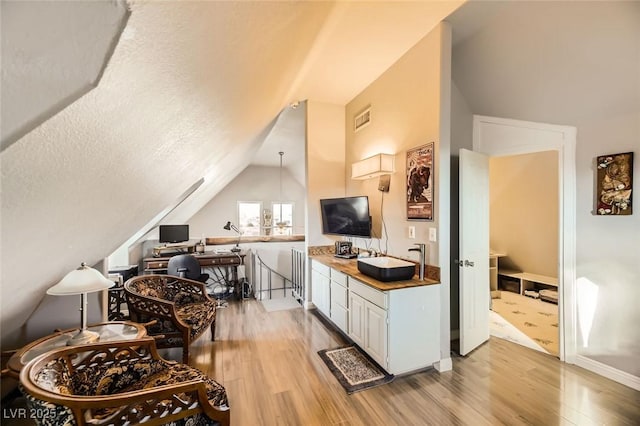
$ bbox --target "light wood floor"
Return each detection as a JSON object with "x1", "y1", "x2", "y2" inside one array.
[
  {"x1": 186, "y1": 299, "x2": 640, "y2": 426},
  {"x1": 3, "y1": 299, "x2": 638, "y2": 425}
]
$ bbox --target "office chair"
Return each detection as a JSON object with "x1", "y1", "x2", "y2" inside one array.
[{"x1": 167, "y1": 254, "x2": 209, "y2": 283}]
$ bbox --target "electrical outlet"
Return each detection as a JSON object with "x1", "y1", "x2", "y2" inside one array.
[
  {"x1": 408, "y1": 226, "x2": 416, "y2": 239},
  {"x1": 429, "y1": 227, "x2": 437, "y2": 242}
]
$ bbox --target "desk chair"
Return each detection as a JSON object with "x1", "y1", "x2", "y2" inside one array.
[{"x1": 167, "y1": 254, "x2": 209, "y2": 283}]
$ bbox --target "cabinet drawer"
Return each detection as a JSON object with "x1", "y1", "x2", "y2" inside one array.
[
  {"x1": 199, "y1": 257, "x2": 240, "y2": 267},
  {"x1": 146, "y1": 260, "x2": 169, "y2": 270},
  {"x1": 331, "y1": 281, "x2": 348, "y2": 308},
  {"x1": 311, "y1": 260, "x2": 330, "y2": 276},
  {"x1": 330, "y1": 269, "x2": 347, "y2": 286},
  {"x1": 349, "y1": 278, "x2": 387, "y2": 310}
]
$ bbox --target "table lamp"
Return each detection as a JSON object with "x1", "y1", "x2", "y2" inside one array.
[
  {"x1": 223, "y1": 221, "x2": 242, "y2": 252},
  {"x1": 47, "y1": 262, "x2": 114, "y2": 345}
]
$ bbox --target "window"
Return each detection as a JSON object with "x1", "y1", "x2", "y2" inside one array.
[
  {"x1": 272, "y1": 202, "x2": 293, "y2": 235},
  {"x1": 238, "y1": 202, "x2": 262, "y2": 236}
]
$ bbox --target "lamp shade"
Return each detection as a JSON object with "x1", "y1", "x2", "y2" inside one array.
[
  {"x1": 47, "y1": 263, "x2": 114, "y2": 296},
  {"x1": 351, "y1": 153, "x2": 395, "y2": 180}
]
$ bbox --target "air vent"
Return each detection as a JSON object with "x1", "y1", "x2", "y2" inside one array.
[{"x1": 354, "y1": 107, "x2": 371, "y2": 132}]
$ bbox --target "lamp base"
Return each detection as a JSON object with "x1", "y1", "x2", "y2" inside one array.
[
  {"x1": 231, "y1": 247, "x2": 241, "y2": 253},
  {"x1": 66, "y1": 329, "x2": 100, "y2": 346}
]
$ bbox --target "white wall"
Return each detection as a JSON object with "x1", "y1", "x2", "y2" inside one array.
[
  {"x1": 189, "y1": 165, "x2": 306, "y2": 239},
  {"x1": 345, "y1": 23, "x2": 452, "y2": 368},
  {"x1": 448, "y1": 1, "x2": 640, "y2": 377},
  {"x1": 305, "y1": 101, "x2": 347, "y2": 248},
  {"x1": 490, "y1": 151, "x2": 559, "y2": 277},
  {"x1": 0, "y1": 0, "x2": 128, "y2": 149},
  {"x1": 345, "y1": 26, "x2": 445, "y2": 264}
]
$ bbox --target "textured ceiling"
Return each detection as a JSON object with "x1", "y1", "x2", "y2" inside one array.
[{"x1": 0, "y1": 0, "x2": 463, "y2": 346}]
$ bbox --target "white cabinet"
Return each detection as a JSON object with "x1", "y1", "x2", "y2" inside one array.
[
  {"x1": 348, "y1": 278, "x2": 388, "y2": 367},
  {"x1": 330, "y1": 277, "x2": 348, "y2": 333},
  {"x1": 347, "y1": 291, "x2": 365, "y2": 347},
  {"x1": 313, "y1": 259, "x2": 441, "y2": 375},
  {"x1": 311, "y1": 260, "x2": 330, "y2": 317},
  {"x1": 350, "y1": 276, "x2": 440, "y2": 374},
  {"x1": 364, "y1": 299, "x2": 388, "y2": 367}
]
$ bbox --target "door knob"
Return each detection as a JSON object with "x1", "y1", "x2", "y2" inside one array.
[{"x1": 464, "y1": 260, "x2": 475, "y2": 267}]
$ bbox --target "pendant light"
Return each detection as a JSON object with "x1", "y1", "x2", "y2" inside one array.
[{"x1": 276, "y1": 151, "x2": 286, "y2": 231}]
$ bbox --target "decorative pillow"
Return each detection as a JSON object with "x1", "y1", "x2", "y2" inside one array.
[
  {"x1": 138, "y1": 286, "x2": 161, "y2": 298},
  {"x1": 174, "y1": 291, "x2": 205, "y2": 306},
  {"x1": 33, "y1": 359, "x2": 73, "y2": 395}
]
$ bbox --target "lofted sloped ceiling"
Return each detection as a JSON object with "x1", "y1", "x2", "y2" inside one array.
[{"x1": 0, "y1": 1, "x2": 463, "y2": 347}]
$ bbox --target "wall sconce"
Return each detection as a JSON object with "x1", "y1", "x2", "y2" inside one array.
[{"x1": 351, "y1": 153, "x2": 395, "y2": 180}]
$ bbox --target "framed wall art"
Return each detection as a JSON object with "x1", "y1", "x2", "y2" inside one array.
[
  {"x1": 596, "y1": 152, "x2": 633, "y2": 215},
  {"x1": 406, "y1": 142, "x2": 434, "y2": 220}
]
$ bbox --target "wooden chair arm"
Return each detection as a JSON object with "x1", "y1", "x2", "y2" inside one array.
[
  {"x1": 125, "y1": 292, "x2": 182, "y2": 320},
  {"x1": 20, "y1": 338, "x2": 229, "y2": 426}
]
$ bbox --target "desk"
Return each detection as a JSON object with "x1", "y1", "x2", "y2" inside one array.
[
  {"x1": 144, "y1": 251, "x2": 246, "y2": 298},
  {"x1": 6, "y1": 321, "x2": 146, "y2": 378},
  {"x1": 143, "y1": 251, "x2": 245, "y2": 274}
]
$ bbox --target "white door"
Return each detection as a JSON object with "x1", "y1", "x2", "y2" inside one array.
[{"x1": 459, "y1": 148, "x2": 490, "y2": 356}]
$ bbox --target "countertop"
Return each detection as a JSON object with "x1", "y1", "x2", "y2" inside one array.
[{"x1": 310, "y1": 254, "x2": 440, "y2": 291}]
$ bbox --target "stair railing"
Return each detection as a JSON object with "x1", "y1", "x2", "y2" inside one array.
[{"x1": 251, "y1": 249, "x2": 305, "y2": 302}]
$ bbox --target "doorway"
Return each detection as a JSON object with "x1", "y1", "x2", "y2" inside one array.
[
  {"x1": 459, "y1": 115, "x2": 577, "y2": 362},
  {"x1": 488, "y1": 151, "x2": 559, "y2": 357}
]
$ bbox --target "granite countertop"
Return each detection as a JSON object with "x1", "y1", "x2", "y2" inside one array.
[{"x1": 310, "y1": 254, "x2": 440, "y2": 291}]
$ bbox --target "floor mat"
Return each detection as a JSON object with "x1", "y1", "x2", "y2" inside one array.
[{"x1": 318, "y1": 346, "x2": 393, "y2": 394}]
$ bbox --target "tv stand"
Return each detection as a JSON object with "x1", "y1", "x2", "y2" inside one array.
[{"x1": 152, "y1": 243, "x2": 196, "y2": 257}]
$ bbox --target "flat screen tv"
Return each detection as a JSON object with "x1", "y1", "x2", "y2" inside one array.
[
  {"x1": 320, "y1": 196, "x2": 371, "y2": 238},
  {"x1": 159, "y1": 224, "x2": 189, "y2": 243}
]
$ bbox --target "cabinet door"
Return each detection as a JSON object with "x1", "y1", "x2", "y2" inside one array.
[
  {"x1": 348, "y1": 292, "x2": 365, "y2": 347},
  {"x1": 312, "y1": 269, "x2": 330, "y2": 316},
  {"x1": 331, "y1": 302, "x2": 348, "y2": 333},
  {"x1": 365, "y1": 302, "x2": 388, "y2": 368},
  {"x1": 330, "y1": 281, "x2": 348, "y2": 332}
]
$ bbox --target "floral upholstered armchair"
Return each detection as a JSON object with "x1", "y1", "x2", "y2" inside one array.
[
  {"x1": 124, "y1": 275, "x2": 217, "y2": 363},
  {"x1": 19, "y1": 337, "x2": 230, "y2": 426}
]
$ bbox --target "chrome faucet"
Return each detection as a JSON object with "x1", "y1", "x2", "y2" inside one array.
[{"x1": 408, "y1": 243, "x2": 426, "y2": 280}]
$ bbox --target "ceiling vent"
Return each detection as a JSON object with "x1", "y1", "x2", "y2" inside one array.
[{"x1": 354, "y1": 107, "x2": 371, "y2": 132}]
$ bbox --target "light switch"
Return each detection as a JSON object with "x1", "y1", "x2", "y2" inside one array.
[
  {"x1": 408, "y1": 226, "x2": 416, "y2": 239},
  {"x1": 429, "y1": 227, "x2": 437, "y2": 242}
]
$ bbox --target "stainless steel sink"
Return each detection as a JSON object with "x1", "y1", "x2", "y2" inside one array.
[{"x1": 357, "y1": 257, "x2": 416, "y2": 282}]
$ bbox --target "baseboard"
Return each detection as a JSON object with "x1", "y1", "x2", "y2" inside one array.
[
  {"x1": 575, "y1": 355, "x2": 640, "y2": 391},
  {"x1": 303, "y1": 301, "x2": 316, "y2": 310},
  {"x1": 435, "y1": 357, "x2": 452, "y2": 372}
]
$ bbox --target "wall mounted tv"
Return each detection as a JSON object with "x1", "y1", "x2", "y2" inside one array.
[
  {"x1": 159, "y1": 224, "x2": 189, "y2": 243},
  {"x1": 320, "y1": 196, "x2": 372, "y2": 238}
]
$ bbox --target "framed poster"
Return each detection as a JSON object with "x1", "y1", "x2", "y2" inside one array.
[
  {"x1": 596, "y1": 152, "x2": 633, "y2": 215},
  {"x1": 407, "y1": 142, "x2": 434, "y2": 220}
]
